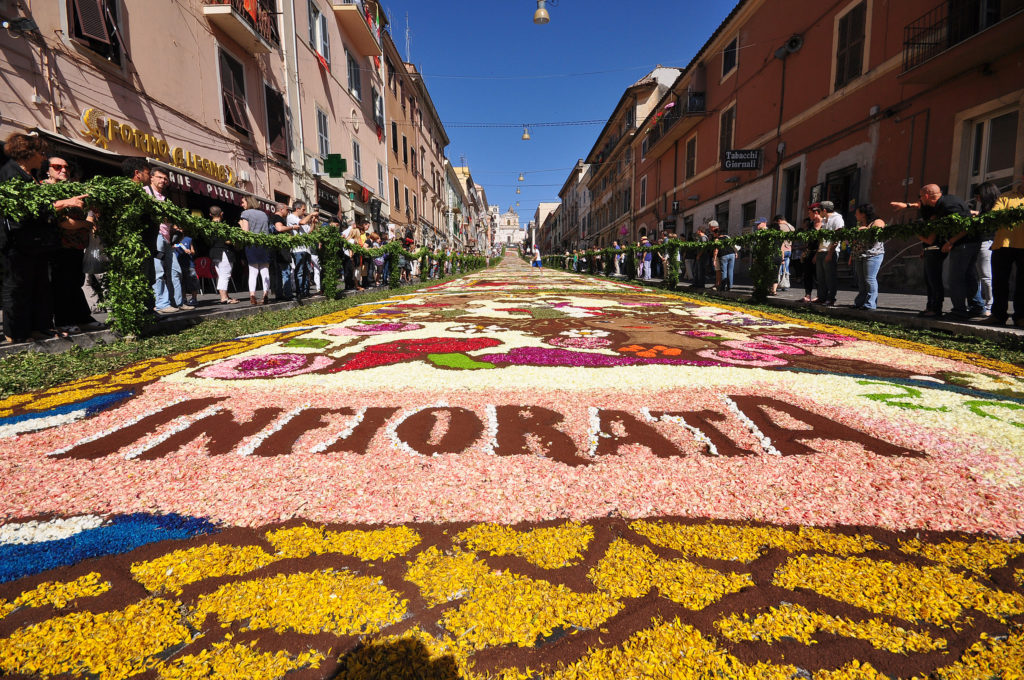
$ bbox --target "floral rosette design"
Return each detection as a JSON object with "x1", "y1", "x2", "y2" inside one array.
[{"x1": 192, "y1": 353, "x2": 333, "y2": 380}]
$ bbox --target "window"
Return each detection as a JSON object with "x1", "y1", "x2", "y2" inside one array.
[
  {"x1": 219, "y1": 49, "x2": 250, "y2": 134},
  {"x1": 265, "y1": 85, "x2": 288, "y2": 156},
  {"x1": 685, "y1": 136, "x2": 697, "y2": 179},
  {"x1": 781, "y1": 164, "x2": 802, "y2": 223},
  {"x1": 371, "y1": 86, "x2": 383, "y2": 127},
  {"x1": 968, "y1": 109, "x2": 1019, "y2": 192},
  {"x1": 402, "y1": 136, "x2": 408, "y2": 165},
  {"x1": 386, "y1": 57, "x2": 396, "y2": 93},
  {"x1": 639, "y1": 176, "x2": 647, "y2": 207},
  {"x1": 834, "y1": 1, "x2": 866, "y2": 90},
  {"x1": 316, "y1": 107, "x2": 329, "y2": 159},
  {"x1": 719, "y1": 104, "x2": 736, "y2": 159},
  {"x1": 741, "y1": 200, "x2": 757, "y2": 229},
  {"x1": 378, "y1": 163, "x2": 385, "y2": 198},
  {"x1": 391, "y1": 122, "x2": 398, "y2": 153},
  {"x1": 722, "y1": 36, "x2": 738, "y2": 78},
  {"x1": 352, "y1": 140, "x2": 361, "y2": 180},
  {"x1": 641, "y1": 137, "x2": 649, "y2": 159},
  {"x1": 308, "y1": 1, "x2": 329, "y2": 63},
  {"x1": 394, "y1": 177, "x2": 400, "y2": 210},
  {"x1": 411, "y1": 149, "x2": 417, "y2": 176},
  {"x1": 413, "y1": 194, "x2": 418, "y2": 219},
  {"x1": 404, "y1": 187, "x2": 410, "y2": 214},
  {"x1": 69, "y1": 0, "x2": 123, "y2": 65},
  {"x1": 683, "y1": 215, "x2": 694, "y2": 237},
  {"x1": 715, "y1": 201, "x2": 730, "y2": 233},
  {"x1": 346, "y1": 50, "x2": 362, "y2": 99}
]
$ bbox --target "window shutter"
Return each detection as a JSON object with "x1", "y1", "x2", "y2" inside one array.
[
  {"x1": 307, "y1": 1, "x2": 318, "y2": 47},
  {"x1": 73, "y1": 0, "x2": 111, "y2": 44},
  {"x1": 220, "y1": 51, "x2": 250, "y2": 133},
  {"x1": 265, "y1": 85, "x2": 288, "y2": 155},
  {"x1": 319, "y1": 13, "x2": 330, "y2": 62}
]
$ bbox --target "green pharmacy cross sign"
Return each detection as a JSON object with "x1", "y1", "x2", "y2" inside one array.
[{"x1": 325, "y1": 154, "x2": 347, "y2": 178}]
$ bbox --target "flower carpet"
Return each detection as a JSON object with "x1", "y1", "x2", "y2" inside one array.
[{"x1": 2, "y1": 257, "x2": 1024, "y2": 679}]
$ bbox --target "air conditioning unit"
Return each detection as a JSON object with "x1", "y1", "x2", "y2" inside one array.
[
  {"x1": 237, "y1": 170, "x2": 251, "y2": 183},
  {"x1": 311, "y1": 157, "x2": 325, "y2": 176}
]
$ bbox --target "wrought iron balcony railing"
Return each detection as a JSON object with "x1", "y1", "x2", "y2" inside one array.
[
  {"x1": 205, "y1": 0, "x2": 280, "y2": 48},
  {"x1": 903, "y1": 0, "x2": 1024, "y2": 73}
]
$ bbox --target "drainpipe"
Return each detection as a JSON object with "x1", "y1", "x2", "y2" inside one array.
[{"x1": 285, "y1": 0, "x2": 306, "y2": 202}]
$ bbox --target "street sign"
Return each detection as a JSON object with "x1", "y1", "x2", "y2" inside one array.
[
  {"x1": 324, "y1": 154, "x2": 347, "y2": 177},
  {"x1": 722, "y1": 149, "x2": 762, "y2": 171}
]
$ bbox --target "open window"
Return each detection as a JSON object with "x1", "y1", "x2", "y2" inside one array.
[
  {"x1": 69, "y1": 0, "x2": 124, "y2": 65},
  {"x1": 219, "y1": 49, "x2": 250, "y2": 134}
]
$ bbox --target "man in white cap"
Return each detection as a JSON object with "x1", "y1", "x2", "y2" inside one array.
[{"x1": 814, "y1": 201, "x2": 843, "y2": 305}]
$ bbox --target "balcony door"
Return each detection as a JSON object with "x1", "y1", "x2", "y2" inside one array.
[{"x1": 966, "y1": 108, "x2": 1019, "y2": 194}]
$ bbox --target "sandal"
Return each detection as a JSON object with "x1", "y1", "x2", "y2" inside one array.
[
  {"x1": 222, "y1": 298, "x2": 239, "y2": 304},
  {"x1": 250, "y1": 295, "x2": 258, "y2": 305},
  {"x1": 260, "y1": 294, "x2": 269, "y2": 305}
]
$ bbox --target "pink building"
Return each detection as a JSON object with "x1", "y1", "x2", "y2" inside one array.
[{"x1": 0, "y1": 0, "x2": 388, "y2": 222}]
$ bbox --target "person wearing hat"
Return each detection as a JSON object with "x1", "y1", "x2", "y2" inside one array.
[
  {"x1": 813, "y1": 200, "x2": 843, "y2": 305},
  {"x1": 690, "y1": 223, "x2": 710, "y2": 288},
  {"x1": 715, "y1": 222, "x2": 736, "y2": 292},
  {"x1": 639, "y1": 235, "x2": 652, "y2": 280}
]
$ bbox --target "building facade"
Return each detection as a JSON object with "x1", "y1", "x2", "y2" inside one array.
[
  {"x1": 583, "y1": 67, "x2": 680, "y2": 248},
  {"x1": 631, "y1": 0, "x2": 1024, "y2": 285},
  {"x1": 494, "y1": 206, "x2": 524, "y2": 248}
]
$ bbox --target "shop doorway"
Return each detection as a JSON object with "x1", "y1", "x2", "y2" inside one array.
[{"x1": 825, "y1": 164, "x2": 860, "y2": 226}]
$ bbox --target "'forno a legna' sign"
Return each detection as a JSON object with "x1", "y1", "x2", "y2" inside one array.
[{"x1": 722, "y1": 149, "x2": 763, "y2": 171}]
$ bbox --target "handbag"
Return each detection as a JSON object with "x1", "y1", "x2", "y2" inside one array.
[{"x1": 82, "y1": 232, "x2": 110, "y2": 274}]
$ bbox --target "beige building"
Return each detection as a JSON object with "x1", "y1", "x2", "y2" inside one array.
[{"x1": 584, "y1": 66, "x2": 680, "y2": 246}]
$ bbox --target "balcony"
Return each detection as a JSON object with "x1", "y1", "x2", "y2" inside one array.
[
  {"x1": 901, "y1": 0, "x2": 1024, "y2": 83},
  {"x1": 645, "y1": 91, "x2": 708, "y2": 159},
  {"x1": 332, "y1": 1, "x2": 382, "y2": 57},
  {"x1": 203, "y1": 0, "x2": 279, "y2": 54}
]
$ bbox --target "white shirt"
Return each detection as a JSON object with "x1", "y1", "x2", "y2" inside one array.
[
  {"x1": 289, "y1": 214, "x2": 310, "y2": 254},
  {"x1": 819, "y1": 212, "x2": 844, "y2": 251}
]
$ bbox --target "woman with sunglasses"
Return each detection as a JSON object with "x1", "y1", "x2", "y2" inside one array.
[{"x1": 44, "y1": 157, "x2": 101, "y2": 334}]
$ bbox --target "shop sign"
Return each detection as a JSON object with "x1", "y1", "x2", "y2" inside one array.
[
  {"x1": 721, "y1": 149, "x2": 762, "y2": 171},
  {"x1": 316, "y1": 181, "x2": 340, "y2": 214},
  {"x1": 78, "y1": 108, "x2": 237, "y2": 185}
]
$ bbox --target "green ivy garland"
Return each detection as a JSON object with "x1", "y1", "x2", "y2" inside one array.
[
  {"x1": 537, "y1": 207, "x2": 1024, "y2": 298},
  {"x1": 0, "y1": 177, "x2": 490, "y2": 336}
]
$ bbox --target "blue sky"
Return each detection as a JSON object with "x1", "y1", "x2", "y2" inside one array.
[{"x1": 379, "y1": 0, "x2": 736, "y2": 222}]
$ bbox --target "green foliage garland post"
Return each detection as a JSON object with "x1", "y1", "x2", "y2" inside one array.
[
  {"x1": 0, "y1": 177, "x2": 492, "y2": 335},
  {"x1": 665, "y1": 243, "x2": 681, "y2": 291}
]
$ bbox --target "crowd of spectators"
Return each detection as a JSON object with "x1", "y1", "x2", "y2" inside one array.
[
  {"x1": 548, "y1": 175, "x2": 1023, "y2": 327},
  {"x1": 0, "y1": 132, "x2": 475, "y2": 345}
]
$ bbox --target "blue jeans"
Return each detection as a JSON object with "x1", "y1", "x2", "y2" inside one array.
[
  {"x1": 718, "y1": 252, "x2": 735, "y2": 289},
  {"x1": 854, "y1": 253, "x2": 883, "y2": 309},
  {"x1": 292, "y1": 251, "x2": 310, "y2": 298},
  {"x1": 948, "y1": 242, "x2": 984, "y2": 314},
  {"x1": 153, "y1": 235, "x2": 182, "y2": 310}
]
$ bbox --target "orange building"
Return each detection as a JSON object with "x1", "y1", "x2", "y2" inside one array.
[{"x1": 628, "y1": 0, "x2": 1023, "y2": 285}]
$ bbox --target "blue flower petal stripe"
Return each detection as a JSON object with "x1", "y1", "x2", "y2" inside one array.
[
  {"x1": 0, "y1": 390, "x2": 135, "y2": 430},
  {"x1": 0, "y1": 513, "x2": 219, "y2": 583}
]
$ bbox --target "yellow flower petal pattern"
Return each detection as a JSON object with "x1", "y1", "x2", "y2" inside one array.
[
  {"x1": 131, "y1": 543, "x2": 278, "y2": 594},
  {"x1": 265, "y1": 524, "x2": 421, "y2": 562},
  {"x1": 456, "y1": 522, "x2": 594, "y2": 569},
  {"x1": 773, "y1": 554, "x2": 1024, "y2": 626},
  {"x1": 631, "y1": 521, "x2": 884, "y2": 562},
  {"x1": 547, "y1": 617, "x2": 796, "y2": 680},
  {"x1": 0, "y1": 598, "x2": 192, "y2": 680},
  {"x1": 716, "y1": 603, "x2": 945, "y2": 654},
  {"x1": 588, "y1": 538, "x2": 752, "y2": 609},
  {"x1": 0, "y1": 572, "x2": 110, "y2": 619},
  {"x1": 156, "y1": 640, "x2": 324, "y2": 680},
  {"x1": 190, "y1": 569, "x2": 406, "y2": 635},
  {"x1": 899, "y1": 536, "x2": 1024, "y2": 575}
]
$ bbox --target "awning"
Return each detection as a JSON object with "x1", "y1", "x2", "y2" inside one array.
[
  {"x1": 147, "y1": 158, "x2": 275, "y2": 212},
  {"x1": 33, "y1": 128, "x2": 124, "y2": 165}
]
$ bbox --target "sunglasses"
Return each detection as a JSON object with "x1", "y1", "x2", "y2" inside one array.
[{"x1": 50, "y1": 164, "x2": 69, "y2": 171}]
